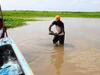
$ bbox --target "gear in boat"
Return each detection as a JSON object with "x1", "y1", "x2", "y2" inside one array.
[{"x1": 0, "y1": 44, "x2": 25, "y2": 75}]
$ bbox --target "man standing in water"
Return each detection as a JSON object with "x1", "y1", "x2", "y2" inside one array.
[{"x1": 49, "y1": 15, "x2": 65, "y2": 45}]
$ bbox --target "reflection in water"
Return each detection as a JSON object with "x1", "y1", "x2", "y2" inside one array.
[{"x1": 51, "y1": 46, "x2": 64, "y2": 75}]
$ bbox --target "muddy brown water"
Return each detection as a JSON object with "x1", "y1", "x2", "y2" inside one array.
[{"x1": 8, "y1": 17, "x2": 100, "y2": 75}]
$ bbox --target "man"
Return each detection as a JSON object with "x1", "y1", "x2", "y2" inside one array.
[
  {"x1": 0, "y1": 18, "x2": 7, "y2": 39},
  {"x1": 49, "y1": 15, "x2": 65, "y2": 45}
]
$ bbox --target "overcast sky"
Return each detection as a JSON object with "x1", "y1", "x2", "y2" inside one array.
[{"x1": 0, "y1": 0, "x2": 100, "y2": 12}]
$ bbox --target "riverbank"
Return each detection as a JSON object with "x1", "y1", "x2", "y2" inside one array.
[{"x1": 3, "y1": 11, "x2": 100, "y2": 28}]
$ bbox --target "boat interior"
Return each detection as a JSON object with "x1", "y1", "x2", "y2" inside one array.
[{"x1": 0, "y1": 44, "x2": 25, "y2": 75}]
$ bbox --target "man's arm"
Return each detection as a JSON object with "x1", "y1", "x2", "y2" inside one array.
[
  {"x1": 49, "y1": 21, "x2": 55, "y2": 32},
  {"x1": 49, "y1": 25, "x2": 53, "y2": 32},
  {"x1": 58, "y1": 22, "x2": 65, "y2": 35}
]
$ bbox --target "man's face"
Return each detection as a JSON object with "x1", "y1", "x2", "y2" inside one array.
[{"x1": 55, "y1": 18, "x2": 60, "y2": 22}]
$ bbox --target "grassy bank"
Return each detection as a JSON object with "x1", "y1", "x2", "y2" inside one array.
[
  {"x1": 4, "y1": 16, "x2": 35, "y2": 28},
  {"x1": 2, "y1": 11, "x2": 100, "y2": 28}
]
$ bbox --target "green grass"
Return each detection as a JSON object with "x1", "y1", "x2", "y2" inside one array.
[
  {"x1": 2, "y1": 11, "x2": 100, "y2": 28},
  {"x1": 4, "y1": 17, "x2": 25, "y2": 28},
  {"x1": 4, "y1": 16, "x2": 35, "y2": 28}
]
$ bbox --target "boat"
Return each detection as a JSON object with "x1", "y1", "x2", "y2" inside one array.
[
  {"x1": 0, "y1": 37, "x2": 34, "y2": 75},
  {"x1": 0, "y1": 3, "x2": 34, "y2": 75}
]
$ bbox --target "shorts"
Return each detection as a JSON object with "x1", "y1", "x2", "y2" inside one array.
[{"x1": 53, "y1": 35, "x2": 65, "y2": 45}]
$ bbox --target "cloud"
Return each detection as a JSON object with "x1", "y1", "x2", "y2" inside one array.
[{"x1": 1, "y1": 0, "x2": 100, "y2": 11}]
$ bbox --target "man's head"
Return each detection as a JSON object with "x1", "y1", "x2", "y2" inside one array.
[{"x1": 55, "y1": 15, "x2": 61, "y2": 22}]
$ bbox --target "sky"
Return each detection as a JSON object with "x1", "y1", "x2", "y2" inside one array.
[{"x1": 0, "y1": 0, "x2": 100, "y2": 12}]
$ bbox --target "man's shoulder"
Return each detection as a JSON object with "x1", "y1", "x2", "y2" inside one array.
[
  {"x1": 51, "y1": 21, "x2": 56, "y2": 25},
  {"x1": 52, "y1": 21, "x2": 56, "y2": 23},
  {"x1": 59, "y1": 21, "x2": 64, "y2": 26},
  {"x1": 60, "y1": 21, "x2": 64, "y2": 24}
]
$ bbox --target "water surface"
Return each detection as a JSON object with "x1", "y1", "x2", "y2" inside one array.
[{"x1": 8, "y1": 17, "x2": 100, "y2": 75}]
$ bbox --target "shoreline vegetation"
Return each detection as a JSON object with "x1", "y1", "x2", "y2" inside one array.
[{"x1": 2, "y1": 11, "x2": 100, "y2": 28}]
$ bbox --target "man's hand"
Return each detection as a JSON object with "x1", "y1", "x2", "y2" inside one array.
[
  {"x1": 49, "y1": 31, "x2": 53, "y2": 34},
  {"x1": 54, "y1": 33, "x2": 58, "y2": 35},
  {"x1": 49, "y1": 31, "x2": 59, "y2": 36}
]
